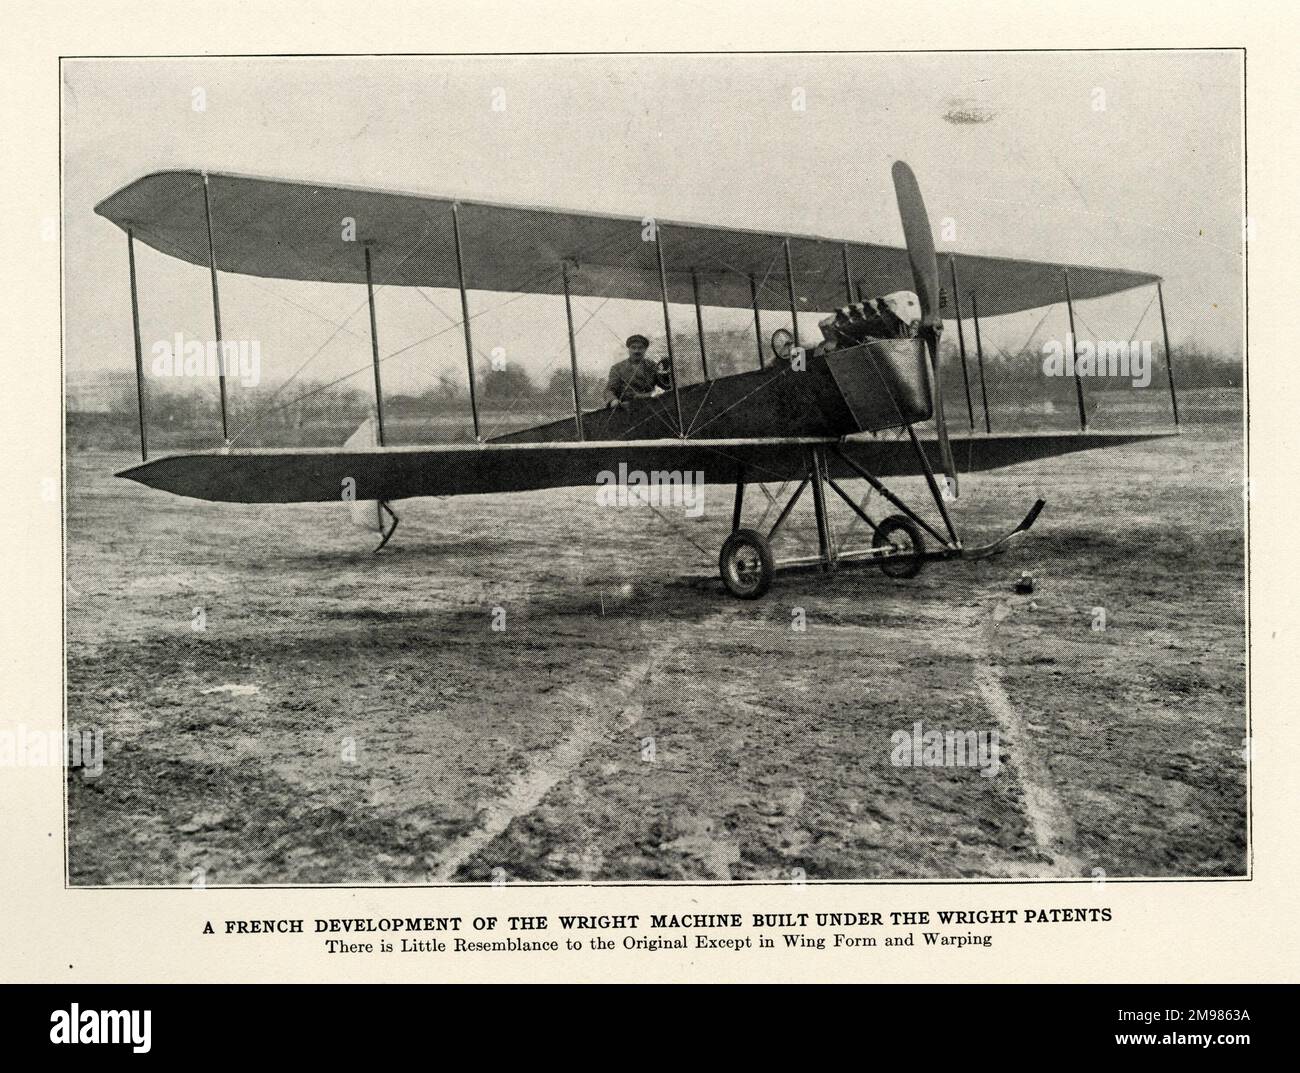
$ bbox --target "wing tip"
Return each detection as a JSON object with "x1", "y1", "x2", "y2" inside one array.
[
  {"x1": 94, "y1": 169, "x2": 206, "y2": 227},
  {"x1": 115, "y1": 462, "x2": 152, "y2": 484}
]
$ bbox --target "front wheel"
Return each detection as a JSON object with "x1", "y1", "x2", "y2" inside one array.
[
  {"x1": 873, "y1": 515, "x2": 926, "y2": 579},
  {"x1": 719, "y1": 528, "x2": 775, "y2": 599}
]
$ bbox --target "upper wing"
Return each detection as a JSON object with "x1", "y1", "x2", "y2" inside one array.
[
  {"x1": 116, "y1": 431, "x2": 1176, "y2": 504},
  {"x1": 95, "y1": 170, "x2": 1159, "y2": 318}
]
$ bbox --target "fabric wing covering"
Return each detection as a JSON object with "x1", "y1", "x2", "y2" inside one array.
[{"x1": 96, "y1": 170, "x2": 1159, "y2": 319}]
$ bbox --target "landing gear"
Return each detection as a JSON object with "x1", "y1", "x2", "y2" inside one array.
[
  {"x1": 873, "y1": 515, "x2": 926, "y2": 579},
  {"x1": 719, "y1": 528, "x2": 775, "y2": 599},
  {"x1": 717, "y1": 438, "x2": 1044, "y2": 599}
]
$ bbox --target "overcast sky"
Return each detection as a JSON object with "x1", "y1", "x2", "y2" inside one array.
[{"x1": 63, "y1": 51, "x2": 1243, "y2": 402}]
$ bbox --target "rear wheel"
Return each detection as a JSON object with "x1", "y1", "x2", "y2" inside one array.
[
  {"x1": 719, "y1": 528, "x2": 775, "y2": 599},
  {"x1": 873, "y1": 515, "x2": 925, "y2": 579}
]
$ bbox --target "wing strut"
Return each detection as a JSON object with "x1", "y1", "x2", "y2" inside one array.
[
  {"x1": 1063, "y1": 268, "x2": 1089, "y2": 431},
  {"x1": 782, "y1": 238, "x2": 799, "y2": 345},
  {"x1": 970, "y1": 292, "x2": 993, "y2": 434},
  {"x1": 948, "y1": 255, "x2": 977, "y2": 432},
  {"x1": 691, "y1": 269, "x2": 711, "y2": 380},
  {"x1": 201, "y1": 173, "x2": 231, "y2": 444},
  {"x1": 560, "y1": 260, "x2": 586, "y2": 441},
  {"x1": 363, "y1": 245, "x2": 387, "y2": 446},
  {"x1": 841, "y1": 243, "x2": 858, "y2": 304},
  {"x1": 748, "y1": 274, "x2": 765, "y2": 370},
  {"x1": 451, "y1": 203, "x2": 482, "y2": 442},
  {"x1": 653, "y1": 225, "x2": 685, "y2": 435},
  {"x1": 126, "y1": 230, "x2": 148, "y2": 461},
  {"x1": 1156, "y1": 281, "x2": 1181, "y2": 426}
]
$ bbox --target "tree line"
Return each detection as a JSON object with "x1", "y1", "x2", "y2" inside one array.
[{"x1": 81, "y1": 325, "x2": 1242, "y2": 431}]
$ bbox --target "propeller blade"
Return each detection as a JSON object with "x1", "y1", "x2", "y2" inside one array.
[
  {"x1": 891, "y1": 161, "x2": 941, "y2": 327},
  {"x1": 924, "y1": 332, "x2": 959, "y2": 498},
  {"x1": 892, "y1": 160, "x2": 958, "y2": 497}
]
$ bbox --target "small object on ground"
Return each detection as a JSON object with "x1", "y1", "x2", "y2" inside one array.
[
  {"x1": 199, "y1": 683, "x2": 260, "y2": 696},
  {"x1": 177, "y1": 811, "x2": 228, "y2": 834},
  {"x1": 1014, "y1": 572, "x2": 1035, "y2": 594}
]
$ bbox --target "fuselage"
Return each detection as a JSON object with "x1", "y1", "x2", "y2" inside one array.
[{"x1": 492, "y1": 338, "x2": 933, "y2": 445}]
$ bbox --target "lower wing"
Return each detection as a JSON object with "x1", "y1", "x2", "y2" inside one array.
[{"x1": 116, "y1": 430, "x2": 1176, "y2": 504}]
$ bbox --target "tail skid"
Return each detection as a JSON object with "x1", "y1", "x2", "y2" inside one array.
[{"x1": 373, "y1": 500, "x2": 400, "y2": 553}]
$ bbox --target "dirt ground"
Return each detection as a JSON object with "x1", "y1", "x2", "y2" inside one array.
[{"x1": 65, "y1": 390, "x2": 1246, "y2": 885}]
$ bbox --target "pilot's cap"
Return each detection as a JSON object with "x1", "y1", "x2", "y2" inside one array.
[{"x1": 625, "y1": 334, "x2": 650, "y2": 348}]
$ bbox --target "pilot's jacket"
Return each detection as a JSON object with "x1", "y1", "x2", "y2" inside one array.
[{"x1": 604, "y1": 355, "x2": 671, "y2": 402}]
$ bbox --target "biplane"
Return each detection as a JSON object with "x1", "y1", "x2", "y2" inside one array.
[{"x1": 95, "y1": 161, "x2": 1178, "y2": 598}]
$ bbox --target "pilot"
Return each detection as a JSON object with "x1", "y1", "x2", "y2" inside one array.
[{"x1": 603, "y1": 334, "x2": 671, "y2": 408}]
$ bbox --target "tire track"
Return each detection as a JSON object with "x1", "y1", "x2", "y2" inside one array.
[
  {"x1": 972, "y1": 603, "x2": 1086, "y2": 876},
  {"x1": 425, "y1": 629, "x2": 667, "y2": 881}
]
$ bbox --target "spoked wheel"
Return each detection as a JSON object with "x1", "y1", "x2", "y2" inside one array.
[
  {"x1": 873, "y1": 515, "x2": 926, "y2": 579},
  {"x1": 719, "y1": 528, "x2": 776, "y2": 600}
]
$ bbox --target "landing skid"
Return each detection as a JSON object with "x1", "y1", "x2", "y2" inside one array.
[{"x1": 718, "y1": 434, "x2": 1045, "y2": 599}]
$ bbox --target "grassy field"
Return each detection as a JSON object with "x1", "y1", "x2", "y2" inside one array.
[{"x1": 65, "y1": 388, "x2": 1246, "y2": 884}]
